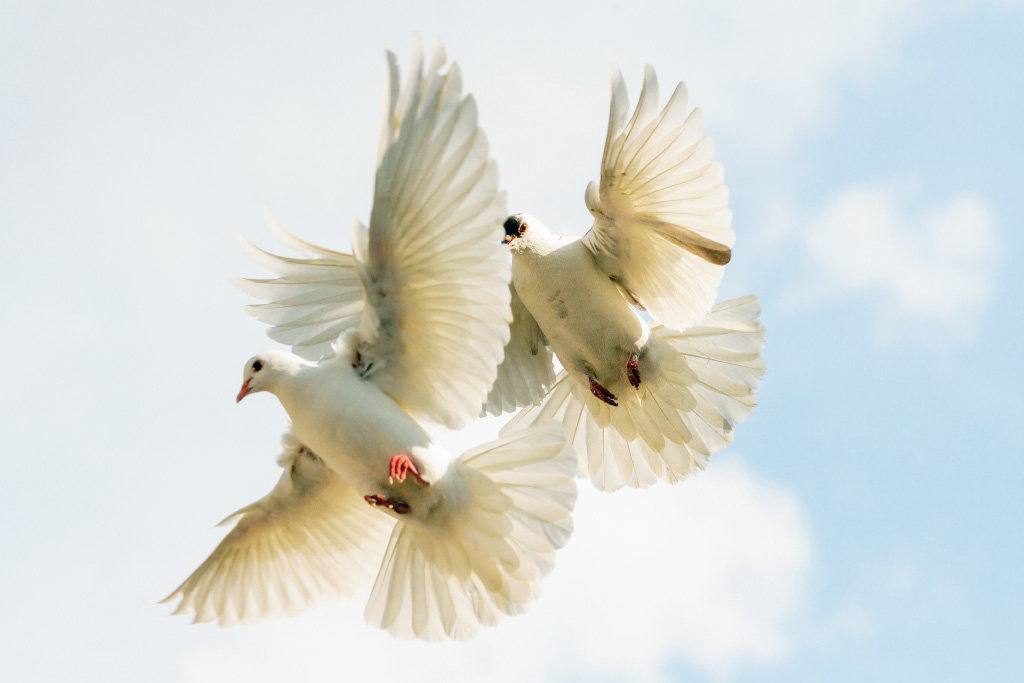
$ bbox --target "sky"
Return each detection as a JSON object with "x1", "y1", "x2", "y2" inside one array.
[{"x1": 1, "y1": 1, "x2": 1022, "y2": 681}]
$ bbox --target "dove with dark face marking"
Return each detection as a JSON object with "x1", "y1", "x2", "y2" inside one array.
[{"x1": 486, "y1": 66, "x2": 766, "y2": 492}]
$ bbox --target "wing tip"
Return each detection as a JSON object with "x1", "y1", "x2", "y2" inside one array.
[
  {"x1": 157, "y1": 589, "x2": 179, "y2": 606},
  {"x1": 643, "y1": 63, "x2": 657, "y2": 84}
]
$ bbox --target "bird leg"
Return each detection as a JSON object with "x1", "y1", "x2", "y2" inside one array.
[
  {"x1": 627, "y1": 352, "x2": 641, "y2": 389},
  {"x1": 388, "y1": 454, "x2": 429, "y2": 485},
  {"x1": 589, "y1": 377, "x2": 618, "y2": 407},
  {"x1": 364, "y1": 494, "x2": 410, "y2": 515}
]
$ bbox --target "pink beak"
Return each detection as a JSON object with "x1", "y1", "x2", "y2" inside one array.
[{"x1": 236, "y1": 379, "x2": 252, "y2": 403}]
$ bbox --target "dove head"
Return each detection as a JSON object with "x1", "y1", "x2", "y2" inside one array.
[
  {"x1": 236, "y1": 350, "x2": 304, "y2": 402},
  {"x1": 502, "y1": 213, "x2": 556, "y2": 253}
]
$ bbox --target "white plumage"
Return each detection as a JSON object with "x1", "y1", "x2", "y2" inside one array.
[
  {"x1": 502, "y1": 297, "x2": 765, "y2": 491},
  {"x1": 488, "y1": 65, "x2": 765, "y2": 490},
  {"x1": 163, "y1": 432, "x2": 394, "y2": 626},
  {"x1": 164, "y1": 37, "x2": 577, "y2": 640},
  {"x1": 584, "y1": 64, "x2": 734, "y2": 332}
]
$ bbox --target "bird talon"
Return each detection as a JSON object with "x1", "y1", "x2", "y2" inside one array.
[
  {"x1": 388, "y1": 454, "x2": 428, "y2": 485},
  {"x1": 627, "y1": 353, "x2": 641, "y2": 389},
  {"x1": 364, "y1": 494, "x2": 410, "y2": 515},
  {"x1": 589, "y1": 377, "x2": 618, "y2": 407}
]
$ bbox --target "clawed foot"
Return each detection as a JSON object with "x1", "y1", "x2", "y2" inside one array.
[
  {"x1": 627, "y1": 352, "x2": 641, "y2": 389},
  {"x1": 389, "y1": 454, "x2": 428, "y2": 485},
  {"x1": 364, "y1": 494, "x2": 410, "y2": 515},
  {"x1": 589, "y1": 377, "x2": 618, "y2": 406}
]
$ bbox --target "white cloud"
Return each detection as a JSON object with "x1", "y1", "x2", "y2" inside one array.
[
  {"x1": 788, "y1": 184, "x2": 999, "y2": 341},
  {"x1": 665, "y1": 0, "x2": 923, "y2": 152},
  {"x1": 183, "y1": 459, "x2": 813, "y2": 682}
]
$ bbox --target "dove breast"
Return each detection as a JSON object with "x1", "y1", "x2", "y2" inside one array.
[
  {"x1": 272, "y1": 359, "x2": 451, "y2": 512},
  {"x1": 511, "y1": 239, "x2": 651, "y2": 390}
]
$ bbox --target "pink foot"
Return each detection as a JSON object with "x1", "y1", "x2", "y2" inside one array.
[
  {"x1": 589, "y1": 377, "x2": 618, "y2": 407},
  {"x1": 389, "y1": 454, "x2": 428, "y2": 485},
  {"x1": 364, "y1": 494, "x2": 410, "y2": 515},
  {"x1": 627, "y1": 352, "x2": 641, "y2": 389}
]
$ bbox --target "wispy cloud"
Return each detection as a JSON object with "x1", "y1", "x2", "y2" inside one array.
[
  {"x1": 781, "y1": 183, "x2": 999, "y2": 343},
  {"x1": 669, "y1": 0, "x2": 923, "y2": 152},
  {"x1": 486, "y1": 0, "x2": 949, "y2": 235}
]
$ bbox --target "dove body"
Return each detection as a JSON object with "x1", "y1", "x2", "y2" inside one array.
[
  {"x1": 485, "y1": 65, "x2": 767, "y2": 490},
  {"x1": 241, "y1": 349, "x2": 456, "y2": 523},
  {"x1": 509, "y1": 217, "x2": 655, "y2": 395},
  {"x1": 497, "y1": 205, "x2": 764, "y2": 491},
  {"x1": 165, "y1": 40, "x2": 577, "y2": 641}
]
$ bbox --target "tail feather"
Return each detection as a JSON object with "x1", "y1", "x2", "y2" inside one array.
[
  {"x1": 364, "y1": 421, "x2": 576, "y2": 640},
  {"x1": 503, "y1": 295, "x2": 765, "y2": 491}
]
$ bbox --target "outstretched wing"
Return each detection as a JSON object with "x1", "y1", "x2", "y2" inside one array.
[
  {"x1": 231, "y1": 38, "x2": 510, "y2": 428},
  {"x1": 581, "y1": 64, "x2": 734, "y2": 332},
  {"x1": 162, "y1": 433, "x2": 394, "y2": 626},
  {"x1": 483, "y1": 284, "x2": 556, "y2": 415},
  {"x1": 353, "y1": 37, "x2": 510, "y2": 429}
]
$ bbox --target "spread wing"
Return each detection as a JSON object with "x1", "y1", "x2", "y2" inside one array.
[
  {"x1": 162, "y1": 433, "x2": 395, "y2": 626},
  {"x1": 352, "y1": 37, "x2": 509, "y2": 429},
  {"x1": 231, "y1": 38, "x2": 510, "y2": 428},
  {"x1": 581, "y1": 64, "x2": 734, "y2": 331},
  {"x1": 483, "y1": 283, "x2": 556, "y2": 415}
]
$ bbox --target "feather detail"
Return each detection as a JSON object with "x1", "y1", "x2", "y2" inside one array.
[
  {"x1": 502, "y1": 296, "x2": 765, "y2": 491},
  {"x1": 484, "y1": 284, "x2": 556, "y2": 415},
  {"x1": 581, "y1": 65, "x2": 734, "y2": 331},
  {"x1": 354, "y1": 39, "x2": 510, "y2": 429},
  {"x1": 364, "y1": 422, "x2": 576, "y2": 641},
  {"x1": 161, "y1": 434, "x2": 395, "y2": 625}
]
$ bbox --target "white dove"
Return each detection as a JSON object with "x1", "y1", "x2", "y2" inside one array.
[
  {"x1": 486, "y1": 65, "x2": 766, "y2": 491},
  {"x1": 163, "y1": 38, "x2": 576, "y2": 642}
]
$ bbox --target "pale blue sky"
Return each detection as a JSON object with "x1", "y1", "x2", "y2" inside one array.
[{"x1": 1, "y1": 1, "x2": 1021, "y2": 681}]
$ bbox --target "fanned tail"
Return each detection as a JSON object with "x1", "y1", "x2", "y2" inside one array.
[
  {"x1": 363, "y1": 422, "x2": 576, "y2": 640},
  {"x1": 504, "y1": 296, "x2": 765, "y2": 491}
]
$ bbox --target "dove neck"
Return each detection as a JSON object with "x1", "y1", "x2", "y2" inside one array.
[
  {"x1": 264, "y1": 356, "x2": 317, "y2": 408},
  {"x1": 510, "y1": 230, "x2": 562, "y2": 256}
]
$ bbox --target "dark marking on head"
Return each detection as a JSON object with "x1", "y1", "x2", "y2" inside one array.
[
  {"x1": 503, "y1": 215, "x2": 528, "y2": 242},
  {"x1": 503, "y1": 215, "x2": 520, "y2": 238}
]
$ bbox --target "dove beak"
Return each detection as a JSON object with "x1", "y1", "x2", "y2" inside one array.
[
  {"x1": 502, "y1": 234, "x2": 515, "y2": 244},
  {"x1": 236, "y1": 379, "x2": 252, "y2": 403}
]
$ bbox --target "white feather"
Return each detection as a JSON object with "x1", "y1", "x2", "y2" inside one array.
[
  {"x1": 364, "y1": 422, "x2": 576, "y2": 641},
  {"x1": 581, "y1": 64, "x2": 734, "y2": 332},
  {"x1": 502, "y1": 296, "x2": 765, "y2": 491},
  {"x1": 161, "y1": 434, "x2": 395, "y2": 625},
  {"x1": 484, "y1": 284, "x2": 556, "y2": 415}
]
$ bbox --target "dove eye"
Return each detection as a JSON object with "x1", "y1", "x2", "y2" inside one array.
[
  {"x1": 252, "y1": 360, "x2": 263, "y2": 372},
  {"x1": 520, "y1": 223, "x2": 529, "y2": 234}
]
